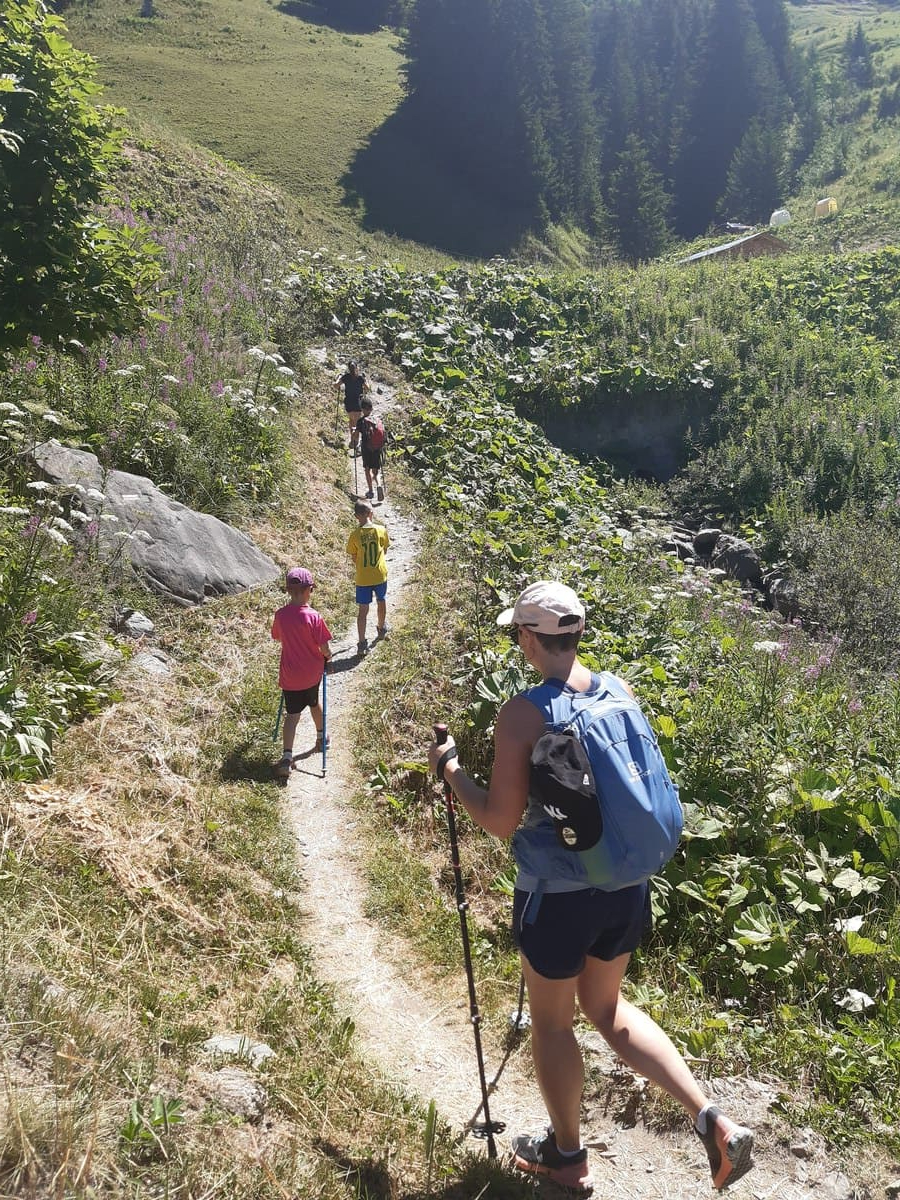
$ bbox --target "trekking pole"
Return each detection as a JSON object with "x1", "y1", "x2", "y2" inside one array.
[
  {"x1": 433, "y1": 724, "x2": 505, "y2": 1157},
  {"x1": 353, "y1": 444, "x2": 359, "y2": 496},
  {"x1": 271, "y1": 694, "x2": 284, "y2": 743},
  {"x1": 321, "y1": 668, "x2": 328, "y2": 777}
]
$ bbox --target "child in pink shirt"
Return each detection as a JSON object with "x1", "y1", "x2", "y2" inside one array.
[{"x1": 271, "y1": 567, "x2": 333, "y2": 776}]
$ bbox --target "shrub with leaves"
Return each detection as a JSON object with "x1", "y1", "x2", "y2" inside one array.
[{"x1": 0, "y1": 0, "x2": 157, "y2": 353}]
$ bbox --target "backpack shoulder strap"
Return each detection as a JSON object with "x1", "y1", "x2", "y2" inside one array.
[{"x1": 523, "y1": 673, "x2": 606, "y2": 730}]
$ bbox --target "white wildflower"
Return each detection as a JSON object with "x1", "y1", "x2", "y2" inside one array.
[
  {"x1": 833, "y1": 988, "x2": 875, "y2": 1012},
  {"x1": 26, "y1": 480, "x2": 54, "y2": 492},
  {"x1": 112, "y1": 531, "x2": 134, "y2": 540},
  {"x1": 39, "y1": 574, "x2": 57, "y2": 585},
  {"x1": 69, "y1": 510, "x2": 90, "y2": 524},
  {"x1": 0, "y1": 402, "x2": 24, "y2": 416},
  {"x1": 99, "y1": 513, "x2": 120, "y2": 523},
  {"x1": 247, "y1": 346, "x2": 266, "y2": 361},
  {"x1": 834, "y1": 916, "x2": 864, "y2": 934},
  {"x1": 276, "y1": 365, "x2": 295, "y2": 378},
  {"x1": 50, "y1": 517, "x2": 74, "y2": 533},
  {"x1": 162, "y1": 374, "x2": 181, "y2": 385},
  {"x1": 752, "y1": 640, "x2": 783, "y2": 655},
  {"x1": 0, "y1": 506, "x2": 30, "y2": 516},
  {"x1": 43, "y1": 527, "x2": 68, "y2": 544},
  {"x1": 85, "y1": 488, "x2": 106, "y2": 501}
]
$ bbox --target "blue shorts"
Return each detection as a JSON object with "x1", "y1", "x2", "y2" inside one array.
[
  {"x1": 356, "y1": 581, "x2": 387, "y2": 604},
  {"x1": 512, "y1": 883, "x2": 651, "y2": 980}
]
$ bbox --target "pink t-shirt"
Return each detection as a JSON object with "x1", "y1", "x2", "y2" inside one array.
[{"x1": 271, "y1": 603, "x2": 333, "y2": 690}]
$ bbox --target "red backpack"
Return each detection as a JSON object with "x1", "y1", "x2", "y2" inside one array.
[{"x1": 362, "y1": 415, "x2": 385, "y2": 452}]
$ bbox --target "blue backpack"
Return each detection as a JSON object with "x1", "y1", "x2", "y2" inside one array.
[{"x1": 520, "y1": 672, "x2": 682, "y2": 891}]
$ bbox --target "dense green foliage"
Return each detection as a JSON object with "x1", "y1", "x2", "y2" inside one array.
[
  {"x1": 403, "y1": 0, "x2": 807, "y2": 253},
  {"x1": 293, "y1": 248, "x2": 900, "y2": 664},
  {"x1": 1, "y1": 10, "x2": 300, "y2": 777},
  {"x1": 0, "y1": 0, "x2": 155, "y2": 353},
  {"x1": 295, "y1": 255, "x2": 900, "y2": 1146}
]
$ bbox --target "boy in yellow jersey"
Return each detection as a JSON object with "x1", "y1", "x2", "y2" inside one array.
[{"x1": 346, "y1": 499, "x2": 389, "y2": 656}]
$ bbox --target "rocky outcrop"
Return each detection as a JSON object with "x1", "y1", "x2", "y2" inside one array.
[{"x1": 32, "y1": 442, "x2": 279, "y2": 607}]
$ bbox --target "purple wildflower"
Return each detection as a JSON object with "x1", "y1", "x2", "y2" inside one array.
[{"x1": 22, "y1": 610, "x2": 37, "y2": 625}]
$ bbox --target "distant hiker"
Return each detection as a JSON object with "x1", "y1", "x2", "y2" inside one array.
[
  {"x1": 427, "y1": 581, "x2": 754, "y2": 1196},
  {"x1": 337, "y1": 360, "x2": 369, "y2": 445},
  {"x1": 346, "y1": 499, "x2": 389, "y2": 657},
  {"x1": 271, "y1": 567, "x2": 333, "y2": 777},
  {"x1": 350, "y1": 396, "x2": 386, "y2": 501}
]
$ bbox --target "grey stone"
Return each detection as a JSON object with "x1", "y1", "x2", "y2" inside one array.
[
  {"x1": 32, "y1": 442, "x2": 279, "y2": 606},
  {"x1": 817, "y1": 1171, "x2": 857, "y2": 1200},
  {"x1": 131, "y1": 649, "x2": 171, "y2": 677},
  {"x1": 764, "y1": 573, "x2": 800, "y2": 620},
  {"x1": 693, "y1": 527, "x2": 723, "y2": 556},
  {"x1": 710, "y1": 533, "x2": 762, "y2": 586},
  {"x1": 201, "y1": 1033, "x2": 275, "y2": 1069},
  {"x1": 118, "y1": 609, "x2": 155, "y2": 638},
  {"x1": 789, "y1": 1127, "x2": 822, "y2": 1159},
  {"x1": 203, "y1": 1066, "x2": 267, "y2": 1123}
]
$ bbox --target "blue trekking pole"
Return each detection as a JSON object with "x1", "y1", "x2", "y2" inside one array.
[
  {"x1": 271, "y1": 694, "x2": 284, "y2": 743},
  {"x1": 321, "y1": 669, "x2": 328, "y2": 777}
]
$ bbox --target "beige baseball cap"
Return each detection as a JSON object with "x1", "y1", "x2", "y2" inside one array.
[{"x1": 497, "y1": 581, "x2": 585, "y2": 635}]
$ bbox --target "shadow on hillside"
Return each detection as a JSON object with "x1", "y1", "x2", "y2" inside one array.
[
  {"x1": 314, "y1": 1138, "x2": 531, "y2": 1198},
  {"x1": 219, "y1": 743, "x2": 279, "y2": 783},
  {"x1": 341, "y1": 100, "x2": 536, "y2": 258},
  {"x1": 276, "y1": 0, "x2": 384, "y2": 34}
]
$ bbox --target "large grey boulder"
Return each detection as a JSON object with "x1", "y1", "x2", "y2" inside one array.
[
  {"x1": 32, "y1": 442, "x2": 279, "y2": 607},
  {"x1": 710, "y1": 533, "x2": 763, "y2": 586}
]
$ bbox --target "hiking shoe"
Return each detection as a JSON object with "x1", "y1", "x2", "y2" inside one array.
[
  {"x1": 376, "y1": 484, "x2": 385, "y2": 501},
  {"x1": 366, "y1": 489, "x2": 374, "y2": 499},
  {"x1": 357, "y1": 639, "x2": 368, "y2": 657},
  {"x1": 314, "y1": 733, "x2": 330, "y2": 752},
  {"x1": 696, "y1": 1106, "x2": 754, "y2": 1189},
  {"x1": 272, "y1": 753, "x2": 292, "y2": 779},
  {"x1": 377, "y1": 624, "x2": 389, "y2": 639},
  {"x1": 511, "y1": 1128, "x2": 593, "y2": 1194}
]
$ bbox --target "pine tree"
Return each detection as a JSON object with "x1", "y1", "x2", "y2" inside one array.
[
  {"x1": 843, "y1": 21, "x2": 874, "y2": 89},
  {"x1": 672, "y1": 0, "x2": 790, "y2": 235},
  {"x1": 720, "y1": 118, "x2": 786, "y2": 223},
  {"x1": 607, "y1": 133, "x2": 671, "y2": 263}
]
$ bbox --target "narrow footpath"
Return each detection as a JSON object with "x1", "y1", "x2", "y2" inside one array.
[{"x1": 281, "y1": 355, "x2": 884, "y2": 1200}]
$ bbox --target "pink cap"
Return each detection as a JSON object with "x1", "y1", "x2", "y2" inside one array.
[{"x1": 286, "y1": 567, "x2": 314, "y2": 588}]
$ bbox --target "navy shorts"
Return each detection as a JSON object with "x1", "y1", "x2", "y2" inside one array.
[
  {"x1": 512, "y1": 883, "x2": 651, "y2": 980},
  {"x1": 283, "y1": 684, "x2": 320, "y2": 714}
]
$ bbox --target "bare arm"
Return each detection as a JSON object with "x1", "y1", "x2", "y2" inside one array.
[{"x1": 428, "y1": 694, "x2": 544, "y2": 839}]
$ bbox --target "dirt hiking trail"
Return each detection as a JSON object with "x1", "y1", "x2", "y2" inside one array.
[{"x1": 284, "y1": 355, "x2": 890, "y2": 1200}]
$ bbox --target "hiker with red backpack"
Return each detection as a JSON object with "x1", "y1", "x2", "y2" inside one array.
[
  {"x1": 350, "y1": 396, "x2": 386, "y2": 502},
  {"x1": 426, "y1": 581, "x2": 754, "y2": 1196}
]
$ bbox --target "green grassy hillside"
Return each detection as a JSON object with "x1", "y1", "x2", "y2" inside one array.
[
  {"x1": 63, "y1": 0, "x2": 900, "y2": 260},
  {"x1": 63, "y1": 0, "x2": 445, "y2": 257}
]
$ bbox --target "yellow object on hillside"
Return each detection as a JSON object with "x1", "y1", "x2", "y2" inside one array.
[{"x1": 815, "y1": 197, "x2": 838, "y2": 218}]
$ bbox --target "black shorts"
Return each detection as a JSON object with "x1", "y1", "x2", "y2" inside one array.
[
  {"x1": 344, "y1": 398, "x2": 363, "y2": 414},
  {"x1": 361, "y1": 447, "x2": 383, "y2": 471},
  {"x1": 512, "y1": 883, "x2": 651, "y2": 980},
  {"x1": 282, "y1": 684, "x2": 320, "y2": 714}
]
